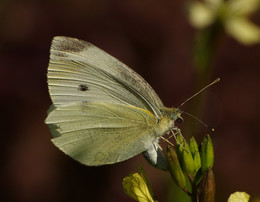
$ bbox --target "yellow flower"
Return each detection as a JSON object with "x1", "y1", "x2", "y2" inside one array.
[
  {"x1": 227, "y1": 192, "x2": 250, "y2": 202},
  {"x1": 122, "y1": 172, "x2": 154, "y2": 202},
  {"x1": 189, "y1": 0, "x2": 260, "y2": 45}
]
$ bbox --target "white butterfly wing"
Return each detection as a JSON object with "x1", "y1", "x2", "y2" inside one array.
[
  {"x1": 46, "y1": 102, "x2": 158, "y2": 166},
  {"x1": 48, "y1": 36, "x2": 164, "y2": 118}
]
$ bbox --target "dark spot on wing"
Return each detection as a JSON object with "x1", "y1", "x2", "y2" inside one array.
[{"x1": 78, "y1": 84, "x2": 88, "y2": 91}]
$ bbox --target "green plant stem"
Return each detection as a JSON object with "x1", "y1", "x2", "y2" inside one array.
[
  {"x1": 188, "y1": 175, "x2": 198, "y2": 202},
  {"x1": 183, "y1": 21, "x2": 223, "y2": 139},
  {"x1": 182, "y1": 188, "x2": 192, "y2": 197}
]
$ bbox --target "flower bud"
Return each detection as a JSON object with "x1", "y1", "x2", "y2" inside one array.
[
  {"x1": 228, "y1": 192, "x2": 250, "y2": 202},
  {"x1": 200, "y1": 134, "x2": 214, "y2": 173},
  {"x1": 166, "y1": 145, "x2": 186, "y2": 189},
  {"x1": 122, "y1": 171, "x2": 154, "y2": 202},
  {"x1": 197, "y1": 168, "x2": 215, "y2": 202},
  {"x1": 137, "y1": 166, "x2": 156, "y2": 200},
  {"x1": 181, "y1": 142, "x2": 195, "y2": 176},
  {"x1": 176, "y1": 133, "x2": 185, "y2": 148},
  {"x1": 190, "y1": 137, "x2": 201, "y2": 176},
  {"x1": 175, "y1": 133, "x2": 185, "y2": 159}
]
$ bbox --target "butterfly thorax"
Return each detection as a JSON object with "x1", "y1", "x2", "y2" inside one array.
[{"x1": 154, "y1": 107, "x2": 183, "y2": 137}]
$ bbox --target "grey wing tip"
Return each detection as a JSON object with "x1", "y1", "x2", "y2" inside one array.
[
  {"x1": 50, "y1": 36, "x2": 89, "y2": 55},
  {"x1": 52, "y1": 36, "x2": 77, "y2": 42}
]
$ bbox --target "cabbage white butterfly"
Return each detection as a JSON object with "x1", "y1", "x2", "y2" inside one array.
[{"x1": 45, "y1": 36, "x2": 217, "y2": 170}]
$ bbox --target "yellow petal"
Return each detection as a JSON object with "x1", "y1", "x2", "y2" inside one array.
[
  {"x1": 227, "y1": 192, "x2": 250, "y2": 202},
  {"x1": 122, "y1": 173, "x2": 154, "y2": 202},
  {"x1": 227, "y1": 0, "x2": 260, "y2": 17},
  {"x1": 225, "y1": 17, "x2": 260, "y2": 45},
  {"x1": 205, "y1": 0, "x2": 223, "y2": 9}
]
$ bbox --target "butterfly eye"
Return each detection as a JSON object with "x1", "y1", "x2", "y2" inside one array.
[
  {"x1": 79, "y1": 84, "x2": 88, "y2": 91},
  {"x1": 176, "y1": 117, "x2": 183, "y2": 123}
]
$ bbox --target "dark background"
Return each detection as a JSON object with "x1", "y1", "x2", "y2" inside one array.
[{"x1": 1, "y1": 0, "x2": 259, "y2": 201}]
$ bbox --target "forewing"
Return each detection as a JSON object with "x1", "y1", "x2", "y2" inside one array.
[
  {"x1": 47, "y1": 36, "x2": 164, "y2": 117},
  {"x1": 45, "y1": 102, "x2": 158, "y2": 166}
]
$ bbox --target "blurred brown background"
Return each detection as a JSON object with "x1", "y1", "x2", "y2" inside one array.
[{"x1": 0, "y1": 0, "x2": 259, "y2": 201}]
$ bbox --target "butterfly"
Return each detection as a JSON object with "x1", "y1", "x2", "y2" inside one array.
[{"x1": 45, "y1": 36, "x2": 186, "y2": 170}]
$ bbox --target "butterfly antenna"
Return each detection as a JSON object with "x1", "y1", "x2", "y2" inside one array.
[
  {"x1": 182, "y1": 111, "x2": 214, "y2": 132},
  {"x1": 178, "y1": 78, "x2": 220, "y2": 109}
]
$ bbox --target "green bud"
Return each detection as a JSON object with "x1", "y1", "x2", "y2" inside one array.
[
  {"x1": 181, "y1": 142, "x2": 195, "y2": 176},
  {"x1": 176, "y1": 133, "x2": 185, "y2": 146},
  {"x1": 200, "y1": 134, "x2": 214, "y2": 173},
  {"x1": 166, "y1": 146, "x2": 186, "y2": 189},
  {"x1": 190, "y1": 137, "x2": 201, "y2": 176},
  {"x1": 175, "y1": 133, "x2": 185, "y2": 160},
  {"x1": 189, "y1": 137, "x2": 199, "y2": 154},
  {"x1": 197, "y1": 168, "x2": 215, "y2": 202}
]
